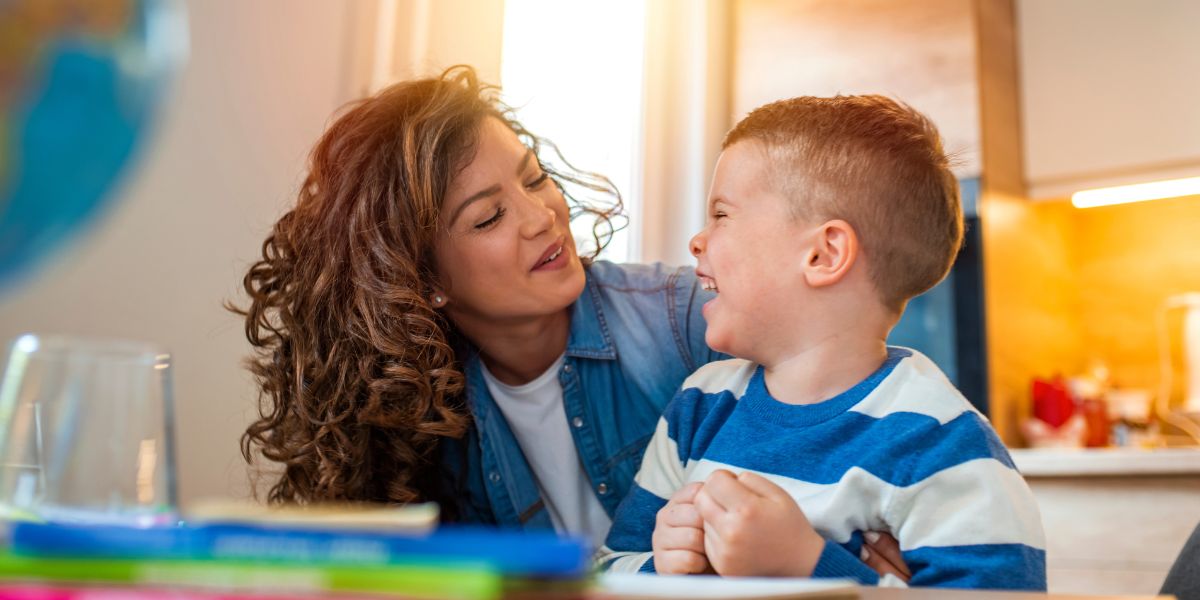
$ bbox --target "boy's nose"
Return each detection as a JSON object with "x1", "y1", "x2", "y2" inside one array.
[{"x1": 689, "y1": 231, "x2": 705, "y2": 257}]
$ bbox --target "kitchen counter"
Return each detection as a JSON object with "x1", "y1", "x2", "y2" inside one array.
[{"x1": 1011, "y1": 446, "x2": 1200, "y2": 477}]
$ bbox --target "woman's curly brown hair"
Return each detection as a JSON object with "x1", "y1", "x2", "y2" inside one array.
[{"x1": 231, "y1": 66, "x2": 623, "y2": 510}]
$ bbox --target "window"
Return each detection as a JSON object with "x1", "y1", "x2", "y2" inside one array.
[{"x1": 501, "y1": 1, "x2": 647, "y2": 263}]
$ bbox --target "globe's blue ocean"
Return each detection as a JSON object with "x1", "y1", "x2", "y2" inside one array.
[{"x1": 0, "y1": 0, "x2": 185, "y2": 290}]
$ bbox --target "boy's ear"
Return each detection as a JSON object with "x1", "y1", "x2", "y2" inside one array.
[{"x1": 802, "y1": 219, "x2": 859, "y2": 288}]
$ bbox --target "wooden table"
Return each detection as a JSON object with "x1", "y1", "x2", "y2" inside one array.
[
  {"x1": 857, "y1": 587, "x2": 1170, "y2": 600},
  {"x1": 588, "y1": 582, "x2": 1172, "y2": 600}
]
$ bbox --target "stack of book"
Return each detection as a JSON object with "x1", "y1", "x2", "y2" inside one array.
[{"x1": 0, "y1": 505, "x2": 592, "y2": 600}]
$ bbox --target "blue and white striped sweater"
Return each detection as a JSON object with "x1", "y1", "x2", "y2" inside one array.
[{"x1": 598, "y1": 347, "x2": 1047, "y2": 590}]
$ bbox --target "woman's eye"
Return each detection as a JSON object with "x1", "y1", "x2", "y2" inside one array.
[
  {"x1": 526, "y1": 172, "x2": 550, "y2": 189},
  {"x1": 474, "y1": 207, "x2": 506, "y2": 230}
]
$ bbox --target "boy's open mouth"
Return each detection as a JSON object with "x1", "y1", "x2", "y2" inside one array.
[{"x1": 699, "y1": 276, "x2": 719, "y2": 292}]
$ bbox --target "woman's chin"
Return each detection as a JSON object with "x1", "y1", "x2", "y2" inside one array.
[
  {"x1": 561, "y1": 260, "x2": 587, "y2": 300},
  {"x1": 537, "y1": 259, "x2": 586, "y2": 311}
]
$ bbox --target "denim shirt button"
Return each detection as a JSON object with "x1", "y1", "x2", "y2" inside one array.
[
  {"x1": 489, "y1": 471, "x2": 501, "y2": 483},
  {"x1": 571, "y1": 416, "x2": 584, "y2": 428},
  {"x1": 597, "y1": 482, "x2": 609, "y2": 495},
  {"x1": 563, "y1": 364, "x2": 573, "y2": 374}
]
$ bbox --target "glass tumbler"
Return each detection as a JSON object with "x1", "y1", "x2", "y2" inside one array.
[{"x1": 0, "y1": 333, "x2": 178, "y2": 525}]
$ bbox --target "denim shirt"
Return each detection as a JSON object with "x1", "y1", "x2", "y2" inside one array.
[{"x1": 439, "y1": 261, "x2": 722, "y2": 531}]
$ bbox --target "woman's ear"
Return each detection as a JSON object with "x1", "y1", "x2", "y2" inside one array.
[{"x1": 802, "y1": 219, "x2": 859, "y2": 288}]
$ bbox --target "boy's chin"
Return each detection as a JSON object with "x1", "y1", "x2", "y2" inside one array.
[{"x1": 704, "y1": 330, "x2": 739, "y2": 359}]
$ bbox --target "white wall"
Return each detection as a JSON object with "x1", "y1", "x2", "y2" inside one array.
[
  {"x1": 349, "y1": 0, "x2": 506, "y2": 96},
  {"x1": 638, "y1": 0, "x2": 731, "y2": 267},
  {"x1": 0, "y1": 1, "x2": 354, "y2": 505}
]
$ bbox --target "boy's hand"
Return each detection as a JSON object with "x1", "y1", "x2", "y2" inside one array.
[
  {"x1": 652, "y1": 482, "x2": 714, "y2": 574},
  {"x1": 694, "y1": 469, "x2": 825, "y2": 577}
]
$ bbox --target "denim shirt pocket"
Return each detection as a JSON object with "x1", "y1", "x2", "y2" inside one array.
[
  {"x1": 463, "y1": 355, "x2": 554, "y2": 530},
  {"x1": 604, "y1": 432, "x2": 654, "y2": 492}
]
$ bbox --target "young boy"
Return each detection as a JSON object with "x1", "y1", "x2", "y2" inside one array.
[{"x1": 596, "y1": 96, "x2": 1046, "y2": 590}]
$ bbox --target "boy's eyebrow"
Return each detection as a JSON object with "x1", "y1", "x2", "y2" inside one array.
[{"x1": 448, "y1": 150, "x2": 536, "y2": 226}]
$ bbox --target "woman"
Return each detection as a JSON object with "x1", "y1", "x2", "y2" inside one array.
[
  {"x1": 234, "y1": 65, "x2": 714, "y2": 545},
  {"x1": 233, "y1": 66, "x2": 909, "y2": 578}
]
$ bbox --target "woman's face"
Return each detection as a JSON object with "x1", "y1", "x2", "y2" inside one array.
[{"x1": 433, "y1": 117, "x2": 585, "y2": 323}]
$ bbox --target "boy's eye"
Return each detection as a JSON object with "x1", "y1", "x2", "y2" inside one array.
[
  {"x1": 712, "y1": 211, "x2": 727, "y2": 219},
  {"x1": 526, "y1": 172, "x2": 550, "y2": 189},
  {"x1": 474, "y1": 206, "x2": 506, "y2": 230}
]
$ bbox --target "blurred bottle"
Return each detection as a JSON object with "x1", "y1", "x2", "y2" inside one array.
[
  {"x1": 1069, "y1": 363, "x2": 1112, "y2": 447},
  {"x1": 1080, "y1": 398, "x2": 1111, "y2": 447}
]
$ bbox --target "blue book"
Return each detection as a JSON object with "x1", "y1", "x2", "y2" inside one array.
[{"x1": 8, "y1": 522, "x2": 590, "y2": 579}]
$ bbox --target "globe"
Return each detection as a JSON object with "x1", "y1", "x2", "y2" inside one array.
[{"x1": 0, "y1": 0, "x2": 186, "y2": 290}]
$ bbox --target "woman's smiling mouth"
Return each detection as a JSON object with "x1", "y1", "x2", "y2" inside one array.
[{"x1": 532, "y1": 238, "x2": 568, "y2": 271}]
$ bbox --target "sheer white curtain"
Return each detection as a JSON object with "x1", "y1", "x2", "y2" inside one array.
[
  {"x1": 500, "y1": 0, "x2": 732, "y2": 266},
  {"x1": 500, "y1": 0, "x2": 647, "y2": 263},
  {"x1": 637, "y1": 0, "x2": 732, "y2": 267},
  {"x1": 351, "y1": 0, "x2": 733, "y2": 267}
]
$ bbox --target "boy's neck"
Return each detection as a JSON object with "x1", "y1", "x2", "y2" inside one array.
[{"x1": 760, "y1": 328, "x2": 890, "y2": 407}]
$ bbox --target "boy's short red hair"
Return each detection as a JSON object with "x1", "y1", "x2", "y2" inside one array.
[{"x1": 724, "y1": 95, "x2": 963, "y2": 312}]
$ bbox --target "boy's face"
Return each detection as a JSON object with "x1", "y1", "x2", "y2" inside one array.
[{"x1": 689, "y1": 141, "x2": 813, "y2": 361}]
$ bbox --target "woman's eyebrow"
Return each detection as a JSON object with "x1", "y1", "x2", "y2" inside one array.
[
  {"x1": 448, "y1": 185, "x2": 501, "y2": 226},
  {"x1": 447, "y1": 151, "x2": 536, "y2": 227}
]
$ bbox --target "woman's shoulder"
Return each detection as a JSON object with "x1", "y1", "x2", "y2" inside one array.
[
  {"x1": 583, "y1": 260, "x2": 713, "y2": 364},
  {"x1": 585, "y1": 259, "x2": 697, "y2": 293}
]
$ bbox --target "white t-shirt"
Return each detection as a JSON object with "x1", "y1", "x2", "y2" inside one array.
[{"x1": 482, "y1": 354, "x2": 612, "y2": 548}]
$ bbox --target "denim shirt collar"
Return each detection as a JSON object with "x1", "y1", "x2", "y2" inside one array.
[
  {"x1": 462, "y1": 266, "x2": 656, "y2": 448},
  {"x1": 463, "y1": 268, "x2": 614, "y2": 405},
  {"x1": 565, "y1": 265, "x2": 617, "y2": 360},
  {"x1": 463, "y1": 266, "x2": 616, "y2": 388}
]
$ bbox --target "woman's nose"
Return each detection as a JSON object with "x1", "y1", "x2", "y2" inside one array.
[{"x1": 519, "y1": 190, "x2": 556, "y2": 239}]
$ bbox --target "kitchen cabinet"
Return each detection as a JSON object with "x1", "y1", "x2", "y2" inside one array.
[
  {"x1": 1012, "y1": 448, "x2": 1200, "y2": 595},
  {"x1": 732, "y1": 0, "x2": 983, "y2": 179},
  {"x1": 1017, "y1": 0, "x2": 1200, "y2": 199}
]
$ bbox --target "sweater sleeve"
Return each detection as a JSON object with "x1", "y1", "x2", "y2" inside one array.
[{"x1": 812, "y1": 540, "x2": 881, "y2": 585}]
